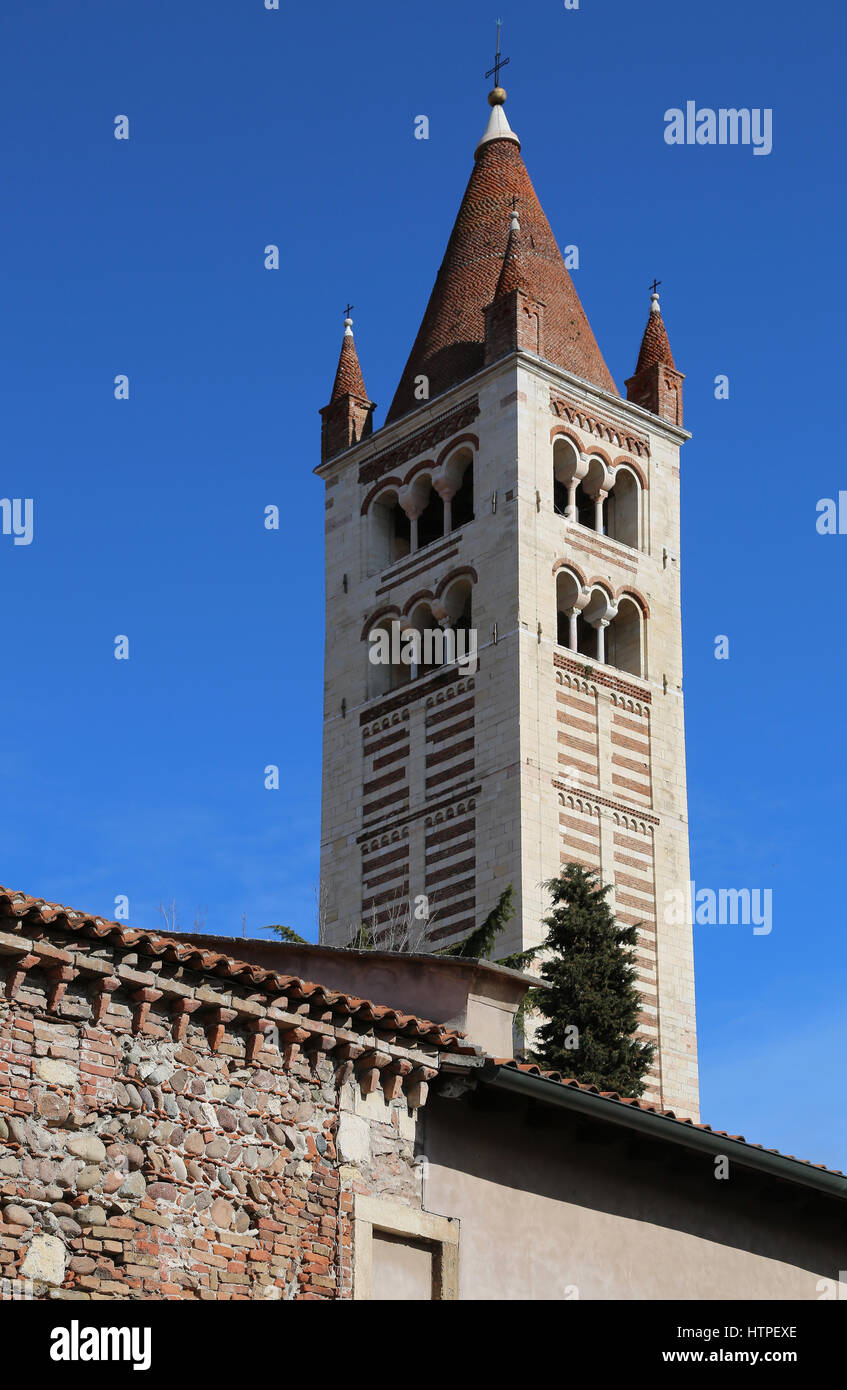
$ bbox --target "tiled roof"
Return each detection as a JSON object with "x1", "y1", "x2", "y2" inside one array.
[
  {"x1": 0, "y1": 887, "x2": 475, "y2": 1055},
  {"x1": 386, "y1": 127, "x2": 618, "y2": 422},
  {"x1": 495, "y1": 1061, "x2": 844, "y2": 1178}
]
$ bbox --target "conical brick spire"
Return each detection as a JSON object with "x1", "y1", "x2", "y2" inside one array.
[
  {"x1": 387, "y1": 91, "x2": 617, "y2": 422},
  {"x1": 320, "y1": 315, "x2": 376, "y2": 463},
  {"x1": 330, "y1": 317, "x2": 369, "y2": 401},
  {"x1": 634, "y1": 292, "x2": 676, "y2": 374},
  {"x1": 482, "y1": 206, "x2": 547, "y2": 365},
  {"x1": 493, "y1": 208, "x2": 527, "y2": 300},
  {"x1": 625, "y1": 290, "x2": 684, "y2": 426}
]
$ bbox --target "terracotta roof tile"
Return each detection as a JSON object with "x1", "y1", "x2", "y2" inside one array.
[{"x1": 0, "y1": 887, "x2": 476, "y2": 1055}]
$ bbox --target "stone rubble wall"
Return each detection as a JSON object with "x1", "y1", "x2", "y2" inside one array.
[{"x1": 0, "y1": 948, "x2": 429, "y2": 1300}]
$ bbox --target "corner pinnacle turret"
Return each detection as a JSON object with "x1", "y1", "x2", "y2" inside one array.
[
  {"x1": 330, "y1": 314, "x2": 369, "y2": 401},
  {"x1": 320, "y1": 312, "x2": 376, "y2": 464},
  {"x1": 625, "y1": 286, "x2": 684, "y2": 426},
  {"x1": 493, "y1": 206, "x2": 526, "y2": 299},
  {"x1": 634, "y1": 288, "x2": 677, "y2": 374}
]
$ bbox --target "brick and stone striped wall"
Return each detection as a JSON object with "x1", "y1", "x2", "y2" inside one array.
[
  {"x1": 610, "y1": 697, "x2": 652, "y2": 808},
  {"x1": 557, "y1": 673, "x2": 600, "y2": 790},
  {"x1": 426, "y1": 800, "x2": 477, "y2": 944},
  {"x1": 358, "y1": 676, "x2": 479, "y2": 947},
  {"x1": 360, "y1": 831, "x2": 411, "y2": 931},
  {"x1": 362, "y1": 711, "x2": 411, "y2": 829},
  {"x1": 553, "y1": 662, "x2": 662, "y2": 1103}
]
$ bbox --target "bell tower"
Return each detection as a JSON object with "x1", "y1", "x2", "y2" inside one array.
[{"x1": 316, "y1": 83, "x2": 699, "y2": 1119}]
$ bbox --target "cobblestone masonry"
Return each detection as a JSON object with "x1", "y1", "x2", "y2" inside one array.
[{"x1": 0, "y1": 902, "x2": 470, "y2": 1300}]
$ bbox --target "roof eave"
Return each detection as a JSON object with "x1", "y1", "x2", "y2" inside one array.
[
  {"x1": 482, "y1": 1064, "x2": 847, "y2": 1201},
  {"x1": 314, "y1": 344, "x2": 691, "y2": 485}
]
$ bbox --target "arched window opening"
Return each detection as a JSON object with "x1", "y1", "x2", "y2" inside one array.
[
  {"x1": 579, "y1": 458, "x2": 608, "y2": 534},
  {"x1": 404, "y1": 603, "x2": 434, "y2": 679},
  {"x1": 605, "y1": 469, "x2": 640, "y2": 550},
  {"x1": 366, "y1": 620, "x2": 408, "y2": 699},
  {"x1": 417, "y1": 487, "x2": 444, "y2": 549},
  {"x1": 576, "y1": 612, "x2": 595, "y2": 658},
  {"x1": 553, "y1": 438, "x2": 579, "y2": 518},
  {"x1": 443, "y1": 579, "x2": 473, "y2": 641},
  {"x1": 574, "y1": 480, "x2": 598, "y2": 529},
  {"x1": 606, "y1": 597, "x2": 643, "y2": 677},
  {"x1": 436, "y1": 579, "x2": 474, "y2": 673},
  {"x1": 556, "y1": 569, "x2": 584, "y2": 650},
  {"x1": 582, "y1": 588, "x2": 614, "y2": 664},
  {"x1": 392, "y1": 504, "x2": 411, "y2": 559},
  {"x1": 367, "y1": 635, "x2": 392, "y2": 698},
  {"x1": 451, "y1": 463, "x2": 474, "y2": 529},
  {"x1": 370, "y1": 491, "x2": 410, "y2": 571}
]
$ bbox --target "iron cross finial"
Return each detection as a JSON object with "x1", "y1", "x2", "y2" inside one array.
[
  {"x1": 344, "y1": 302, "x2": 354, "y2": 319},
  {"x1": 649, "y1": 279, "x2": 662, "y2": 296},
  {"x1": 485, "y1": 19, "x2": 510, "y2": 86}
]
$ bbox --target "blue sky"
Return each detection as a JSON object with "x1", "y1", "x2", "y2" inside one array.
[{"x1": 1, "y1": 0, "x2": 845, "y2": 1168}]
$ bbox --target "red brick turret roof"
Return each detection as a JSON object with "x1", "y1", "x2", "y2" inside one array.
[
  {"x1": 387, "y1": 117, "x2": 617, "y2": 421},
  {"x1": 387, "y1": 109, "x2": 617, "y2": 423},
  {"x1": 330, "y1": 321, "x2": 369, "y2": 402},
  {"x1": 493, "y1": 213, "x2": 527, "y2": 300},
  {"x1": 634, "y1": 294, "x2": 676, "y2": 374}
]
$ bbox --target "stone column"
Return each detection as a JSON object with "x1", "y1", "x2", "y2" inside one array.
[
  {"x1": 562, "y1": 454, "x2": 588, "y2": 522},
  {"x1": 566, "y1": 479, "x2": 577, "y2": 520},
  {"x1": 433, "y1": 475, "x2": 458, "y2": 536},
  {"x1": 399, "y1": 486, "x2": 425, "y2": 553}
]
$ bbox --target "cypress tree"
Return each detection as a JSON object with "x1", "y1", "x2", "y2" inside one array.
[
  {"x1": 531, "y1": 863, "x2": 655, "y2": 1095},
  {"x1": 261, "y1": 925, "x2": 310, "y2": 944},
  {"x1": 437, "y1": 886, "x2": 516, "y2": 960}
]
